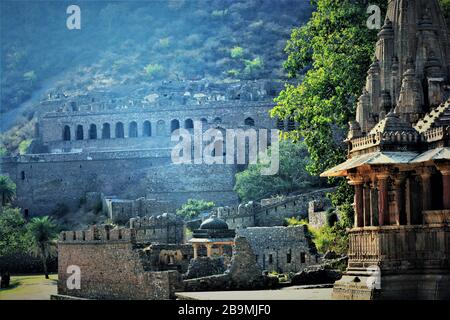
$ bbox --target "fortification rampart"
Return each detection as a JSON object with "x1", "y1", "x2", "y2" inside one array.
[{"x1": 216, "y1": 188, "x2": 335, "y2": 228}]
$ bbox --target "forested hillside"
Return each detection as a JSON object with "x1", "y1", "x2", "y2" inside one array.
[{"x1": 0, "y1": 0, "x2": 312, "y2": 115}]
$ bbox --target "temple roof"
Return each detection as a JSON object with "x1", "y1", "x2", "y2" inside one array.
[
  {"x1": 320, "y1": 151, "x2": 418, "y2": 177},
  {"x1": 369, "y1": 111, "x2": 418, "y2": 135},
  {"x1": 321, "y1": 147, "x2": 450, "y2": 177},
  {"x1": 410, "y1": 147, "x2": 450, "y2": 163},
  {"x1": 414, "y1": 99, "x2": 450, "y2": 133}
]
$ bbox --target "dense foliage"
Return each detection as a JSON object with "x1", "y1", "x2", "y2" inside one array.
[
  {"x1": 0, "y1": 207, "x2": 30, "y2": 256},
  {"x1": 234, "y1": 140, "x2": 321, "y2": 202},
  {"x1": 0, "y1": 175, "x2": 16, "y2": 206},
  {"x1": 285, "y1": 216, "x2": 348, "y2": 255},
  {"x1": 176, "y1": 199, "x2": 215, "y2": 219},
  {"x1": 271, "y1": 0, "x2": 387, "y2": 225}
]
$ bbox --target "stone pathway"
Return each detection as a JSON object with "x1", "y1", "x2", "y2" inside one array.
[{"x1": 176, "y1": 285, "x2": 333, "y2": 300}]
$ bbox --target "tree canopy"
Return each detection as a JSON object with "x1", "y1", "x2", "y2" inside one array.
[
  {"x1": 176, "y1": 199, "x2": 215, "y2": 219},
  {"x1": 271, "y1": 0, "x2": 387, "y2": 224},
  {"x1": 0, "y1": 175, "x2": 16, "y2": 206},
  {"x1": 234, "y1": 140, "x2": 321, "y2": 202}
]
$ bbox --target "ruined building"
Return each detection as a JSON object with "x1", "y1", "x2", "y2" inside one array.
[
  {"x1": 0, "y1": 80, "x2": 287, "y2": 217},
  {"x1": 54, "y1": 215, "x2": 276, "y2": 299},
  {"x1": 322, "y1": 0, "x2": 450, "y2": 299}
]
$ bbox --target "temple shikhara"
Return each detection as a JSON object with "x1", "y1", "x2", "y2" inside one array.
[{"x1": 321, "y1": 0, "x2": 450, "y2": 299}]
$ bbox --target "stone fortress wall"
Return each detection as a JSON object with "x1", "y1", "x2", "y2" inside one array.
[
  {"x1": 57, "y1": 223, "x2": 183, "y2": 300},
  {"x1": 1, "y1": 80, "x2": 299, "y2": 218},
  {"x1": 216, "y1": 187, "x2": 335, "y2": 229}
]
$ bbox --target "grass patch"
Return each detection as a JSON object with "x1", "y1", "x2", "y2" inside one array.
[{"x1": 0, "y1": 274, "x2": 57, "y2": 300}]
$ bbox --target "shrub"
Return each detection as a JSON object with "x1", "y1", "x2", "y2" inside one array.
[
  {"x1": 230, "y1": 46, "x2": 244, "y2": 59},
  {"x1": 307, "y1": 222, "x2": 348, "y2": 255},
  {"x1": 226, "y1": 69, "x2": 240, "y2": 77},
  {"x1": 159, "y1": 37, "x2": 170, "y2": 48},
  {"x1": 243, "y1": 56, "x2": 263, "y2": 77},
  {"x1": 18, "y1": 139, "x2": 32, "y2": 155},
  {"x1": 144, "y1": 63, "x2": 165, "y2": 79},
  {"x1": 176, "y1": 199, "x2": 215, "y2": 219},
  {"x1": 285, "y1": 216, "x2": 308, "y2": 226}
]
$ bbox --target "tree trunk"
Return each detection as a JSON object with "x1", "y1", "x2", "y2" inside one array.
[{"x1": 40, "y1": 245, "x2": 49, "y2": 279}]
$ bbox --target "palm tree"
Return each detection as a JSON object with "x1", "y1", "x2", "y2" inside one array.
[
  {"x1": 27, "y1": 216, "x2": 58, "y2": 279},
  {"x1": 0, "y1": 176, "x2": 16, "y2": 207}
]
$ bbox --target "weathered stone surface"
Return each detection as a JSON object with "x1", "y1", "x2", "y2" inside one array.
[
  {"x1": 291, "y1": 266, "x2": 342, "y2": 286},
  {"x1": 237, "y1": 226, "x2": 319, "y2": 273},
  {"x1": 217, "y1": 188, "x2": 335, "y2": 229},
  {"x1": 183, "y1": 236, "x2": 278, "y2": 291},
  {"x1": 183, "y1": 256, "x2": 226, "y2": 279}
]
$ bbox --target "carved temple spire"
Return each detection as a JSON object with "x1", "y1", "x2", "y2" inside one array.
[{"x1": 356, "y1": 0, "x2": 450, "y2": 134}]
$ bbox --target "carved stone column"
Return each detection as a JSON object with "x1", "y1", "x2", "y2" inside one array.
[
  {"x1": 193, "y1": 243, "x2": 198, "y2": 259},
  {"x1": 394, "y1": 174, "x2": 406, "y2": 225},
  {"x1": 370, "y1": 179, "x2": 379, "y2": 226},
  {"x1": 418, "y1": 167, "x2": 432, "y2": 212},
  {"x1": 437, "y1": 164, "x2": 450, "y2": 210},
  {"x1": 349, "y1": 175, "x2": 364, "y2": 228},
  {"x1": 377, "y1": 173, "x2": 390, "y2": 226},
  {"x1": 363, "y1": 180, "x2": 371, "y2": 227}
]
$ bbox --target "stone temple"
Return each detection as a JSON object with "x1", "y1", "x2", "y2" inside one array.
[{"x1": 322, "y1": 0, "x2": 450, "y2": 299}]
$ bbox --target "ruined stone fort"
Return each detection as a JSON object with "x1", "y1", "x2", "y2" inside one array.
[{"x1": 0, "y1": 80, "x2": 296, "y2": 218}]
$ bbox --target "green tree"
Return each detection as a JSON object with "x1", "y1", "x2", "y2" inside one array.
[
  {"x1": 234, "y1": 140, "x2": 321, "y2": 202},
  {"x1": 271, "y1": 0, "x2": 386, "y2": 225},
  {"x1": 27, "y1": 216, "x2": 58, "y2": 279},
  {"x1": 0, "y1": 207, "x2": 30, "y2": 256},
  {"x1": 176, "y1": 199, "x2": 215, "y2": 219},
  {"x1": 0, "y1": 175, "x2": 16, "y2": 206}
]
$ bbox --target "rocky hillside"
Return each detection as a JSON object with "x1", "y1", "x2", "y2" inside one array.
[{"x1": 0, "y1": 0, "x2": 312, "y2": 153}]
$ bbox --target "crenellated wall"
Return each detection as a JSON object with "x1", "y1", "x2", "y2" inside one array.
[
  {"x1": 216, "y1": 188, "x2": 335, "y2": 228},
  {"x1": 56, "y1": 225, "x2": 182, "y2": 300}
]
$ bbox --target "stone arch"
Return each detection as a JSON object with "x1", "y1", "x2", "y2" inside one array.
[
  {"x1": 156, "y1": 120, "x2": 165, "y2": 136},
  {"x1": 89, "y1": 124, "x2": 97, "y2": 139},
  {"x1": 171, "y1": 119, "x2": 180, "y2": 133},
  {"x1": 244, "y1": 117, "x2": 255, "y2": 126},
  {"x1": 184, "y1": 118, "x2": 194, "y2": 129},
  {"x1": 102, "y1": 123, "x2": 111, "y2": 139},
  {"x1": 115, "y1": 122, "x2": 124, "y2": 138},
  {"x1": 143, "y1": 121, "x2": 152, "y2": 137},
  {"x1": 63, "y1": 125, "x2": 71, "y2": 141},
  {"x1": 129, "y1": 121, "x2": 138, "y2": 138},
  {"x1": 76, "y1": 125, "x2": 84, "y2": 140}
]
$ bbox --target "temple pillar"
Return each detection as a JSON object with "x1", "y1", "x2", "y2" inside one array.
[
  {"x1": 370, "y1": 180, "x2": 379, "y2": 226},
  {"x1": 437, "y1": 165, "x2": 450, "y2": 210},
  {"x1": 363, "y1": 181, "x2": 371, "y2": 227},
  {"x1": 193, "y1": 244, "x2": 198, "y2": 259},
  {"x1": 418, "y1": 167, "x2": 432, "y2": 212},
  {"x1": 394, "y1": 174, "x2": 406, "y2": 225},
  {"x1": 206, "y1": 244, "x2": 213, "y2": 257},
  {"x1": 377, "y1": 174, "x2": 389, "y2": 226},
  {"x1": 349, "y1": 176, "x2": 364, "y2": 228}
]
